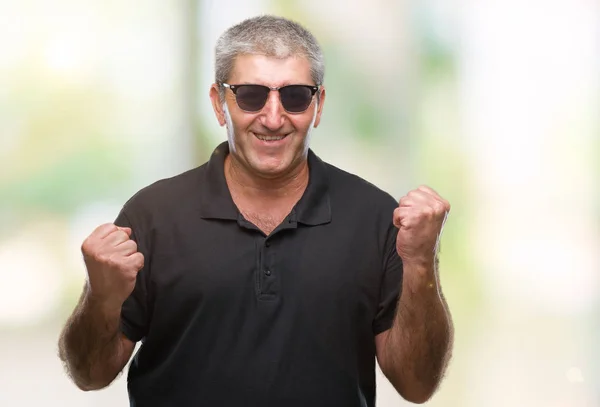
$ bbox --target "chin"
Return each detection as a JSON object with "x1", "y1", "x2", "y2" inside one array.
[
  {"x1": 255, "y1": 152, "x2": 304, "y2": 176},
  {"x1": 237, "y1": 139, "x2": 307, "y2": 177},
  {"x1": 251, "y1": 160, "x2": 289, "y2": 177}
]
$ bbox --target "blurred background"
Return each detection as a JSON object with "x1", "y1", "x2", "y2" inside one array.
[{"x1": 1, "y1": 0, "x2": 598, "y2": 405}]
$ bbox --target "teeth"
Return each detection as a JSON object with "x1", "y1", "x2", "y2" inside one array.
[{"x1": 255, "y1": 133, "x2": 285, "y2": 141}]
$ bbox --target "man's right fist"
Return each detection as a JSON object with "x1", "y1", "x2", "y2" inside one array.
[{"x1": 81, "y1": 223, "x2": 145, "y2": 310}]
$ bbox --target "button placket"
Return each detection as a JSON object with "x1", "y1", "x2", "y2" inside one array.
[
  {"x1": 264, "y1": 238, "x2": 271, "y2": 276},
  {"x1": 257, "y1": 235, "x2": 279, "y2": 300}
]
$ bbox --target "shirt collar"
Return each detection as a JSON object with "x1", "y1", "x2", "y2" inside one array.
[{"x1": 198, "y1": 142, "x2": 331, "y2": 226}]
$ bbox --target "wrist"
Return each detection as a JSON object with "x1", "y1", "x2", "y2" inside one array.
[
  {"x1": 402, "y1": 259, "x2": 440, "y2": 293},
  {"x1": 85, "y1": 286, "x2": 123, "y2": 319},
  {"x1": 401, "y1": 253, "x2": 436, "y2": 270}
]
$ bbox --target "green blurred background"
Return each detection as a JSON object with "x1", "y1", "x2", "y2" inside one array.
[{"x1": 0, "y1": 0, "x2": 598, "y2": 405}]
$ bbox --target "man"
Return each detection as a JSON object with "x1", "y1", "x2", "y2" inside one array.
[{"x1": 58, "y1": 15, "x2": 453, "y2": 406}]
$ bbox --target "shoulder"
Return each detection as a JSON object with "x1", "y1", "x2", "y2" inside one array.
[
  {"x1": 323, "y1": 161, "x2": 398, "y2": 213},
  {"x1": 318, "y1": 158, "x2": 399, "y2": 257},
  {"x1": 121, "y1": 164, "x2": 207, "y2": 217}
]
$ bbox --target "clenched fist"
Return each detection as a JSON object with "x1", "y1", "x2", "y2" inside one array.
[
  {"x1": 393, "y1": 185, "x2": 450, "y2": 266},
  {"x1": 81, "y1": 223, "x2": 144, "y2": 310}
]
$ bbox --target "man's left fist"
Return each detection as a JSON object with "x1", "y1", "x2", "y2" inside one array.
[{"x1": 393, "y1": 185, "x2": 451, "y2": 265}]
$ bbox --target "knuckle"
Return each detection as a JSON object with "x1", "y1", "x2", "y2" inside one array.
[
  {"x1": 94, "y1": 252, "x2": 107, "y2": 264},
  {"x1": 121, "y1": 239, "x2": 133, "y2": 250},
  {"x1": 135, "y1": 253, "x2": 145, "y2": 268},
  {"x1": 82, "y1": 241, "x2": 102, "y2": 260},
  {"x1": 106, "y1": 254, "x2": 122, "y2": 269},
  {"x1": 98, "y1": 223, "x2": 117, "y2": 235},
  {"x1": 434, "y1": 201, "x2": 445, "y2": 213},
  {"x1": 423, "y1": 206, "x2": 435, "y2": 218},
  {"x1": 424, "y1": 209, "x2": 435, "y2": 218},
  {"x1": 111, "y1": 230, "x2": 124, "y2": 240},
  {"x1": 402, "y1": 218, "x2": 414, "y2": 228},
  {"x1": 81, "y1": 239, "x2": 92, "y2": 254},
  {"x1": 123, "y1": 241, "x2": 137, "y2": 255}
]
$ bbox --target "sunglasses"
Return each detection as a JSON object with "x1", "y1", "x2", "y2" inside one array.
[{"x1": 221, "y1": 83, "x2": 320, "y2": 113}]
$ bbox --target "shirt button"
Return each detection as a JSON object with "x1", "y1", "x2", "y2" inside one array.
[
  {"x1": 264, "y1": 269, "x2": 271, "y2": 276},
  {"x1": 265, "y1": 241, "x2": 271, "y2": 247}
]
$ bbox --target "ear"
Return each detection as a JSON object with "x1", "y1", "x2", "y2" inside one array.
[
  {"x1": 209, "y1": 84, "x2": 226, "y2": 126},
  {"x1": 313, "y1": 86, "x2": 326, "y2": 128}
]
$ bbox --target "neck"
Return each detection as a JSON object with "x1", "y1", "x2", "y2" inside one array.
[{"x1": 224, "y1": 154, "x2": 309, "y2": 203}]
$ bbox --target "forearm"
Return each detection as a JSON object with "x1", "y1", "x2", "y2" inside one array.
[
  {"x1": 382, "y1": 258, "x2": 453, "y2": 402},
  {"x1": 58, "y1": 284, "x2": 125, "y2": 390}
]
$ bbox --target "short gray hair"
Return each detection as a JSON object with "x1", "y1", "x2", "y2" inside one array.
[{"x1": 215, "y1": 15, "x2": 325, "y2": 101}]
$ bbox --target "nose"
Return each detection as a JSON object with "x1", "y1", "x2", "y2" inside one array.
[{"x1": 258, "y1": 89, "x2": 285, "y2": 131}]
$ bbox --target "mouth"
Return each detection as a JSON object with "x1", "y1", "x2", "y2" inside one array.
[{"x1": 252, "y1": 132, "x2": 289, "y2": 142}]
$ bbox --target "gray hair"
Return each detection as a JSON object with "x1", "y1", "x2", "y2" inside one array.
[{"x1": 215, "y1": 15, "x2": 325, "y2": 102}]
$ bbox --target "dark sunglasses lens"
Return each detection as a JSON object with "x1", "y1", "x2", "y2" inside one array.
[
  {"x1": 235, "y1": 85, "x2": 269, "y2": 111},
  {"x1": 280, "y1": 86, "x2": 313, "y2": 112}
]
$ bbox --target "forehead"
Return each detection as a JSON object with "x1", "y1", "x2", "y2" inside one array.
[{"x1": 228, "y1": 54, "x2": 314, "y2": 86}]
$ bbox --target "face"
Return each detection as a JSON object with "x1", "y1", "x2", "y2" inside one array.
[{"x1": 210, "y1": 54, "x2": 325, "y2": 179}]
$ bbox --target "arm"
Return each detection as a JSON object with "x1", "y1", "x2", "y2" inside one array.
[
  {"x1": 58, "y1": 223, "x2": 144, "y2": 390},
  {"x1": 58, "y1": 284, "x2": 135, "y2": 391},
  {"x1": 375, "y1": 256, "x2": 453, "y2": 403},
  {"x1": 375, "y1": 185, "x2": 454, "y2": 403}
]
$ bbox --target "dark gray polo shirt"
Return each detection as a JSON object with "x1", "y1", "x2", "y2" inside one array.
[{"x1": 114, "y1": 141, "x2": 403, "y2": 407}]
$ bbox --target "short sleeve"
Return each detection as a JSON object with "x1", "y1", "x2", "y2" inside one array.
[
  {"x1": 372, "y1": 223, "x2": 404, "y2": 335},
  {"x1": 114, "y1": 207, "x2": 150, "y2": 343}
]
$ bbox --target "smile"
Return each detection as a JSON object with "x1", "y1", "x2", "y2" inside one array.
[{"x1": 253, "y1": 133, "x2": 288, "y2": 142}]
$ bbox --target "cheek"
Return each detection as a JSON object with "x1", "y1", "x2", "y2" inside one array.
[
  {"x1": 229, "y1": 114, "x2": 257, "y2": 135},
  {"x1": 290, "y1": 114, "x2": 317, "y2": 135}
]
